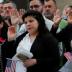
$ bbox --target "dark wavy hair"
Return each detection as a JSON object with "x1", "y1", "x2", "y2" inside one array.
[{"x1": 22, "y1": 10, "x2": 49, "y2": 35}]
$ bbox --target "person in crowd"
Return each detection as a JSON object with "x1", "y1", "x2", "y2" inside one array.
[
  {"x1": 29, "y1": 0, "x2": 55, "y2": 31},
  {"x1": 43, "y1": 0, "x2": 57, "y2": 20},
  {"x1": 1, "y1": 2, "x2": 17, "y2": 26},
  {"x1": 18, "y1": 0, "x2": 54, "y2": 36},
  {"x1": 2, "y1": 10, "x2": 60, "y2": 72},
  {"x1": 43, "y1": 0, "x2": 72, "y2": 65},
  {"x1": 0, "y1": 15, "x2": 8, "y2": 72},
  {"x1": 51, "y1": 11, "x2": 72, "y2": 65},
  {"x1": 0, "y1": 15, "x2": 8, "y2": 43},
  {"x1": 0, "y1": 3, "x2": 3, "y2": 15},
  {"x1": 43, "y1": 0, "x2": 67, "y2": 31},
  {"x1": 62, "y1": 5, "x2": 72, "y2": 20},
  {"x1": 3, "y1": 2, "x2": 24, "y2": 38}
]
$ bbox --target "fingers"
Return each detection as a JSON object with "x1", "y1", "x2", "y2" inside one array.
[
  {"x1": 64, "y1": 52, "x2": 72, "y2": 61},
  {"x1": 7, "y1": 26, "x2": 16, "y2": 41},
  {"x1": 67, "y1": 12, "x2": 72, "y2": 23},
  {"x1": 54, "y1": 9, "x2": 61, "y2": 16},
  {"x1": 24, "y1": 59, "x2": 37, "y2": 67},
  {"x1": 8, "y1": 26, "x2": 16, "y2": 34}
]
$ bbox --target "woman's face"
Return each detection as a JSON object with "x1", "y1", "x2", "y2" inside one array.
[
  {"x1": 0, "y1": 22, "x2": 3, "y2": 29},
  {"x1": 24, "y1": 16, "x2": 39, "y2": 35}
]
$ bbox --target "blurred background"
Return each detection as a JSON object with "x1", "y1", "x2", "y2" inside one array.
[{"x1": 1, "y1": 0, "x2": 72, "y2": 11}]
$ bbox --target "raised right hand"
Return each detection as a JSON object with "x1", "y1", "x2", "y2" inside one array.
[{"x1": 7, "y1": 26, "x2": 16, "y2": 41}]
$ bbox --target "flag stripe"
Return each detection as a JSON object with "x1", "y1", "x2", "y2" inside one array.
[{"x1": 5, "y1": 58, "x2": 16, "y2": 72}]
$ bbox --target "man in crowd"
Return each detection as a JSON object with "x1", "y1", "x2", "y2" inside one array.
[{"x1": 18, "y1": 0, "x2": 55, "y2": 37}]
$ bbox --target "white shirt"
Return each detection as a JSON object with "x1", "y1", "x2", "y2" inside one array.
[
  {"x1": 16, "y1": 33, "x2": 34, "y2": 58},
  {"x1": 13, "y1": 33, "x2": 35, "y2": 72},
  {"x1": 43, "y1": 16, "x2": 54, "y2": 31},
  {"x1": 16, "y1": 24, "x2": 26, "y2": 37}
]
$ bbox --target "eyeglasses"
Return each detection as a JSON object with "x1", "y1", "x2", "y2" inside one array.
[
  {"x1": 4, "y1": 6, "x2": 12, "y2": 10},
  {"x1": 30, "y1": 5, "x2": 40, "y2": 9}
]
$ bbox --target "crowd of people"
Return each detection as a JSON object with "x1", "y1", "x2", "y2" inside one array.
[{"x1": 0, "y1": 0, "x2": 72, "y2": 72}]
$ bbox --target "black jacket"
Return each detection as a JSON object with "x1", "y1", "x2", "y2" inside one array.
[
  {"x1": 2, "y1": 32, "x2": 60, "y2": 72},
  {"x1": 51, "y1": 24, "x2": 72, "y2": 52}
]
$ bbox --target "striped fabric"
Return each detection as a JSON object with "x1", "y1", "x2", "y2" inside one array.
[{"x1": 5, "y1": 58, "x2": 16, "y2": 72}]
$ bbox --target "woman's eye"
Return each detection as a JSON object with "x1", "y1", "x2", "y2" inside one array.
[
  {"x1": 24, "y1": 20, "x2": 33, "y2": 24},
  {"x1": 29, "y1": 20, "x2": 33, "y2": 22}
]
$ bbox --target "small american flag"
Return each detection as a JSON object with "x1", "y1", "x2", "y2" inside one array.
[{"x1": 5, "y1": 58, "x2": 16, "y2": 72}]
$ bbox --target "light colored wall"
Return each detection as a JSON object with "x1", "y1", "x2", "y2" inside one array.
[
  {"x1": 5, "y1": 0, "x2": 72, "y2": 11},
  {"x1": 56, "y1": 0, "x2": 72, "y2": 11}
]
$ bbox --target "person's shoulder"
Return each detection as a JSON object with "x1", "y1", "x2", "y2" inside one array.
[
  {"x1": 21, "y1": 23, "x2": 26, "y2": 27},
  {"x1": 16, "y1": 31, "x2": 28, "y2": 40},
  {"x1": 43, "y1": 15, "x2": 54, "y2": 31},
  {"x1": 43, "y1": 15, "x2": 54, "y2": 25},
  {"x1": 17, "y1": 24, "x2": 26, "y2": 37},
  {"x1": 19, "y1": 24, "x2": 26, "y2": 31},
  {"x1": 42, "y1": 32, "x2": 57, "y2": 42}
]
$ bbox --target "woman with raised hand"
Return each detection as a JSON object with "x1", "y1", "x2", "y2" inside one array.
[{"x1": 2, "y1": 10, "x2": 60, "y2": 72}]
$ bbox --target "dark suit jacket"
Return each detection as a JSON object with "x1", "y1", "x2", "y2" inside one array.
[
  {"x1": 51, "y1": 24, "x2": 72, "y2": 52},
  {"x1": 0, "y1": 24, "x2": 8, "y2": 42},
  {"x1": 2, "y1": 32, "x2": 60, "y2": 72}
]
